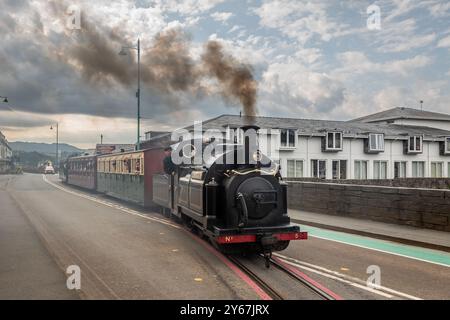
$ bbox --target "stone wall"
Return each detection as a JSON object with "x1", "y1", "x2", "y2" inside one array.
[
  {"x1": 287, "y1": 181, "x2": 450, "y2": 232},
  {"x1": 286, "y1": 178, "x2": 450, "y2": 189}
]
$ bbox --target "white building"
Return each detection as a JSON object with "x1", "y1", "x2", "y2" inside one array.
[
  {"x1": 0, "y1": 131, "x2": 13, "y2": 173},
  {"x1": 188, "y1": 110, "x2": 450, "y2": 180}
]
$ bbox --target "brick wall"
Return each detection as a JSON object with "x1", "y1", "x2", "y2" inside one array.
[{"x1": 287, "y1": 181, "x2": 450, "y2": 232}]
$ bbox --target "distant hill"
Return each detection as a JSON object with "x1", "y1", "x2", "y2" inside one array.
[{"x1": 10, "y1": 141, "x2": 84, "y2": 154}]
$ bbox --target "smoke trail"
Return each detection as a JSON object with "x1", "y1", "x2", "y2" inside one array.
[
  {"x1": 48, "y1": 2, "x2": 258, "y2": 116},
  {"x1": 141, "y1": 29, "x2": 200, "y2": 94},
  {"x1": 201, "y1": 41, "x2": 257, "y2": 117}
]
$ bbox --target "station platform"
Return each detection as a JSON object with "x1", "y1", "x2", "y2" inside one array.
[{"x1": 289, "y1": 209, "x2": 450, "y2": 252}]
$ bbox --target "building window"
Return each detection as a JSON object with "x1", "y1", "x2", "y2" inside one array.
[
  {"x1": 373, "y1": 161, "x2": 388, "y2": 179},
  {"x1": 431, "y1": 162, "x2": 443, "y2": 178},
  {"x1": 311, "y1": 160, "x2": 326, "y2": 179},
  {"x1": 287, "y1": 160, "x2": 304, "y2": 177},
  {"x1": 412, "y1": 161, "x2": 425, "y2": 177},
  {"x1": 394, "y1": 161, "x2": 407, "y2": 178},
  {"x1": 332, "y1": 160, "x2": 347, "y2": 180},
  {"x1": 354, "y1": 160, "x2": 368, "y2": 179},
  {"x1": 368, "y1": 134, "x2": 384, "y2": 152},
  {"x1": 408, "y1": 136, "x2": 423, "y2": 153},
  {"x1": 445, "y1": 137, "x2": 450, "y2": 154},
  {"x1": 280, "y1": 129, "x2": 296, "y2": 148},
  {"x1": 325, "y1": 132, "x2": 343, "y2": 151}
]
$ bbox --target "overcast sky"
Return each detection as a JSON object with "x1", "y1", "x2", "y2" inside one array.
[{"x1": 1, "y1": 0, "x2": 449, "y2": 148}]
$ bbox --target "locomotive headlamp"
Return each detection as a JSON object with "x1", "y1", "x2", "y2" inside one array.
[{"x1": 252, "y1": 150, "x2": 262, "y2": 162}]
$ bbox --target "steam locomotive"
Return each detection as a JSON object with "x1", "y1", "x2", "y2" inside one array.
[
  {"x1": 153, "y1": 125, "x2": 307, "y2": 262},
  {"x1": 60, "y1": 125, "x2": 307, "y2": 264}
]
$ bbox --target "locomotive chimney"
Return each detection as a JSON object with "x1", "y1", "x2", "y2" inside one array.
[{"x1": 240, "y1": 125, "x2": 260, "y2": 165}]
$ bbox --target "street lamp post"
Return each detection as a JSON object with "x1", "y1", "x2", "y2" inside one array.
[
  {"x1": 50, "y1": 123, "x2": 59, "y2": 171},
  {"x1": 119, "y1": 39, "x2": 141, "y2": 150}
]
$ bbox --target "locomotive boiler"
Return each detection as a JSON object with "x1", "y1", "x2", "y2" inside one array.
[{"x1": 153, "y1": 125, "x2": 307, "y2": 262}]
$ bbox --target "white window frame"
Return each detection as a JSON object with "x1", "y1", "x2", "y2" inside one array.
[
  {"x1": 431, "y1": 162, "x2": 444, "y2": 178},
  {"x1": 373, "y1": 160, "x2": 388, "y2": 179},
  {"x1": 368, "y1": 133, "x2": 385, "y2": 152},
  {"x1": 286, "y1": 159, "x2": 304, "y2": 178},
  {"x1": 280, "y1": 129, "x2": 297, "y2": 149},
  {"x1": 354, "y1": 160, "x2": 368, "y2": 180},
  {"x1": 332, "y1": 159, "x2": 347, "y2": 180},
  {"x1": 311, "y1": 159, "x2": 327, "y2": 179},
  {"x1": 325, "y1": 132, "x2": 343, "y2": 151},
  {"x1": 408, "y1": 135, "x2": 423, "y2": 153},
  {"x1": 394, "y1": 161, "x2": 407, "y2": 178},
  {"x1": 412, "y1": 161, "x2": 425, "y2": 178}
]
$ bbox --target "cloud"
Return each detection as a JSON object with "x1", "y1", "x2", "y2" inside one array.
[
  {"x1": 437, "y1": 35, "x2": 450, "y2": 48},
  {"x1": 253, "y1": 0, "x2": 352, "y2": 45},
  {"x1": 259, "y1": 60, "x2": 345, "y2": 117},
  {"x1": 336, "y1": 51, "x2": 431, "y2": 77},
  {"x1": 211, "y1": 11, "x2": 234, "y2": 23},
  {"x1": 158, "y1": 0, "x2": 225, "y2": 16},
  {"x1": 1, "y1": 0, "x2": 449, "y2": 147}
]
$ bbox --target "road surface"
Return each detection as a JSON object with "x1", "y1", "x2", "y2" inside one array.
[{"x1": 0, "y1": 173, "x2": 449, "y2": 299}]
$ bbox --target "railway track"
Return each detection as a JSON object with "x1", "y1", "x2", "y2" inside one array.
[{"x1": 227, "y1": 254, "x2": 341, "y2": 300}]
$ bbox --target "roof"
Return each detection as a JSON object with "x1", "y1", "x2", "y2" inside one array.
[
  {"x1": 350, "y1": 107, "x2": 450, "y2": 123},
  {"x1": 148, "y1": 114, "x2": 450, "y2": 142}
]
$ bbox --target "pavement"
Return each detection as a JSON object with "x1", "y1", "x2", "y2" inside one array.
[
  {"x1": 289, "y1": 209, "x2": 450, "y2": 252},
  {"x1": 1, "y1": 173, "x2": 449, "y2": 300}
]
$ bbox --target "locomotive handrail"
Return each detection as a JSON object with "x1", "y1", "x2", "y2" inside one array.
[
  {"x1": 230, "y1": 162, "x2": 279, "y2": 176},
  {"x1": 236, "y1": 192, "x2": 249, "y2": 227}
]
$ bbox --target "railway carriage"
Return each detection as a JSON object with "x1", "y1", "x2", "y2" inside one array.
[
  {"x1": 65, "y1": 155, "x2": 97, "y2": 190},
  {"x1": 96, "y1": 147, "x2": 165, "y2": 207}
]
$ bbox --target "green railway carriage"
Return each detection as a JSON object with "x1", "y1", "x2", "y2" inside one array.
[{"x1": 97, "y1": 147, "x2": 165, "y2": 207}]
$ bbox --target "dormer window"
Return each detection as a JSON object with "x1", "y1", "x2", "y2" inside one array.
[
  {"x1": 407, "y1": 135, "x2": 423, "y2": 154},
  {"x1": 441, "y1": 137, "x2": 450, "y2": 156},
  {"x1": 324, "y1": 132, "x2": 343, "y2": 152},
  {"x1": 368, "y1": 134, "x2": 384, "y2": 152},
  {"x1": 280, "y1": 129, "x2": 296, "y2": 148}
]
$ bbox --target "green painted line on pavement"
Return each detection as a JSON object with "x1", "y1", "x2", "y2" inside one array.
[{"x1": 298, "y1": 224, "x2": 450, "y2": 267}]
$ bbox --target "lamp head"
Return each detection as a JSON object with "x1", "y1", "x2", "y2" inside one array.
[{"x1": 3, "y1": 97, "x2": 8, "y2": 103}]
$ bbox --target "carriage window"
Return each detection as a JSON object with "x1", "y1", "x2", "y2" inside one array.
[{"x1": 135, "y1": 158, "x2": 141, "y2": 174}]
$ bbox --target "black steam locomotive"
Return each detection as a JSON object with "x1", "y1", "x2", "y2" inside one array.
[{"x1": 153, "y1": 125, "x2": 307, "y2": 262}]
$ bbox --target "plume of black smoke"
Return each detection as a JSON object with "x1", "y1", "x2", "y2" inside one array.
[
  {"x1": 201, "y1": 41, "x2": 258, "y2": 117},
  {"x1": 49, "y1": 2, "x2": 258, "y2": 117}
]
